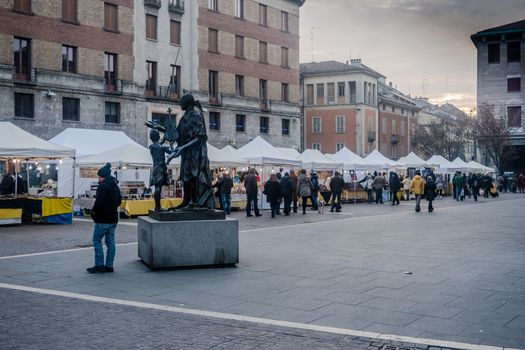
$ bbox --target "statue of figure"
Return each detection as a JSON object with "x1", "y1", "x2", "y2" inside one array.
[
  {"x1": 167, "y1": 94, "x2": 214, "y2": 210},
  {"x1": 148, "y1": 129, "x2": 172, "y2": 211}
]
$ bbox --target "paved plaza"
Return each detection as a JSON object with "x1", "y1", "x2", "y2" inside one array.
[{"x1": 1, "y1": 194, "x2": 524, "y2": 349}]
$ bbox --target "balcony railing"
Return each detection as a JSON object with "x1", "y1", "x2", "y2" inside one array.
[
  {"x1": 145, "y1": 85, "x2": 180, "y2": 101},
  {"x1": 209, "y1": 93, "x2": 223, "y2": 106},
  {"x1": 144, "y1": 0, "x2": 161, "y2": 8},
  {"x1": 259, "y1": 98, "x2": 271, "y2": 111},
  {"x1": 391, "y1": 134, "x2": 399, "y2": 144},
  {"x1": 104, "y1": 79, "x2": 123, "y2": 94},
  {"x1": 367, "y1": 131, "x2": 376, "y2": 142},
  {"x1": 12, "y1": 67, "x2": 37, "y2": 83},
  {"x1": 168, "y1": 0, "x2": 184, "y2": 13}
]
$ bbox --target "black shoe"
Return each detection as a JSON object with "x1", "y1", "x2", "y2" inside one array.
[
  {"x1": 330, "y1": 209, "x2": 334, "y2": 212},
  {"x1": 247, "y1": 214, "x2": 253, "y2": 217},
  {"x1": 87, "y1": 266, "x2": 106, "y2": 273},
  {"x1": 255, "y1": 214, "x2": 262, "y2": 217},
  {"x1": 104, "y1": 266, "x2": 114, "y2": 273},
  {"x1": 284, "y1": 213, "x2": 290, "y2": 216},
  {"x1": 276, "y1": 212, "x2": 281, "y2": 215}
]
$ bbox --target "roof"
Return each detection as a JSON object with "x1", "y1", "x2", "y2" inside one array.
[
  {"x1": 300, "y1": 60, "x2": 385, "y2": 78},
  {"x1": 235, "y1": 136, "x2": 302, "y2": 166},
  {"x1": 471, "y1": 19, "x2": 525, "y2": 44},
  {"x1": 299, "y1": 149, "x2": 342, "y2": 171}
]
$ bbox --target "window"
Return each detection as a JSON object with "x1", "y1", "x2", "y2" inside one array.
[
  {"x1": 235, "y1": 0, "x2": 243, "y2": 18},
  {"x1": 62, "y1": 0, "x2": 77, "y2": 23},
  {"x1": 392, "y1": 119, "x2": 397, "y2": 135},
  {"x1": 312, "y1": 143, "x2": 321, "y2": 151},
  {"x1": 363, "y1": 82, "x2": 368, "y2": 104},
  {"x1": 208, "y1": 28, "x2": 218, "y2": 52},
  {"x1": 282, "y1": 119, "x2": 290, "y2": 135},
  {"x1": 208, "y1": 0, "x2": 218, "y2": 11},
  {"x1": 281, "y1": 47, "x2": 288, "y2": 67},
  {"x1": 146, "y1": 14, "x2": 157, "y2": 40},
  {"x1": 151, "y1": 113, "x2": 169, "y2": 128},
  {"x1": 391, "y1": 106, "x2": 395, "y2": 112},
  {"x1": 235, "y1": 75, "x2": 244, "y2": 96},
  {"x1": 382, "y1": 117, "x2": 386, "y2": 134},
  {"x1": 146, "y1": 61, "x2": 157, "y2": 94},
  {"x1": 281, "y1": 83, "x2": 289, "y2": 102},
  {"x1": 336, "y1": 115, "x2": 345, "y2": 133},
  {"x1": 14, "y1": 93, "x2": 33, "y2": 118},
  {"x1": 412, "y1": 111, "x2": 415, "y2": 117},
  {"x1": 401, "y1": 120, "x2": 405, "y2": 136},
  {"x1": 62, "y1": 45, "x2": 76, "y2": 73},
  {"x1": 209, "y1": 70, "x2": 218, "y2": 99},
  {"x1": 337, "y1": 82, "x2": 345, "y2": 97},
  {"x1": 259, "y1": 4, "x2": 267, "y2": 26},
  {"x1": 260, "y1": 116, "x2": 269, "y2": 134},
  {"x1": 336, "y1": 143, "x2": 345, "y2": 152},
  {"x1": 488, "y1": 43, "x2": 500, "y2": 64},
  {"x1": 104, "y1": 53, "x2": 117, "y2": 89},
  {"x1": 507, "y1": 41, "x2": 520, "y2": 62},
  {"x1": 348, "y1": 81, "x2": 356, "y2": 103},
  {"x1": 312, "y1": 116, "x2": 321, "y2": 134},
  {"x1": 169, "y1": 65, "x2": 180, "y2": 96},
  {"x1": 316, "y1": 83, "x2": 324, "y2": 101},
  {"x1": 306, "y1": 84, "x2": 314, "y2": 105},
  {"x1": 209, "y1": 112, "x2": 220, "y2": 130},
  {"x1": 281, "y1": 11, "x2": 288, "y2": 32},
  {"x1": 236, "y1": 114, "x2": 246, "y2": 132},
  {"x1": 401, "y1": 108, "x2": 405, "y2": 115},
  {"x1": 259, "y1": 41, "x2": 267, "y2": 63},
  {"x1": 13, "y1": 0, "x2": 31, "y2": 13},
  {"x1": 382, "y1": 104, "x2": 386, "y2": 111},
  {"x1": 13, "y1": 37, "x2": 31, "y2": 80},
  {"x1": 235, "y1": 36, "x2": 244, "y2": 58},
  {"x1": 104, "y1": 3, "x2": 118, "y2": 32},
  {"x1": 105, "y1": 102, "x2": 120, "y2": 124},
  {"x1": 327, "y1": 83, "x2": 335, "y2": 103},
  {"x1": 62, "y1": 97, "x2": 80, "y2": 121},
  {"x1": 507, "y1": 106, "x2": 522, "y2": 127},
  {"x1": 508, "y1": 77, "x2": 521, "y2": 92},
  {"x1": 259, "y1": 79, "x2": 268, "y2": 106},
  {"x1": 170, "y1": 20, "x2": 181, "y2": 45}
]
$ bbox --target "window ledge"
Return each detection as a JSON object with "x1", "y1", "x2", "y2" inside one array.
[
  {"x1": 170, "y1": 43, "x2": 182, "y2": 47},
  {"x1": 14, "y1": 116, "x2": 35, "y2": 121},
  {"x1": 146, "y1": 38, "x2": 158, "y2": 42},
  {"x1": 103, "y1": 28, "x2": 121, "y2": 34},
  {"x1": 61, "y1": 19, "x2": 80, "y2": 25},
  {"x1": 12, "y1": 8, "x2": 34, "y2": 16},
  {"x1": 62, "y1": 119, "x2": 81, "y2": 123},
  {"x1": 208, "y1": 129, "x2": 221, "y2": 132},
  {"x1": 208, "y1": 50, "x2": 220, "y2": 54}
]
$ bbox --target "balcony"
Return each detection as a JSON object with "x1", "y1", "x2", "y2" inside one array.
[
  {"x1": 144, "y1": 0, "x2": 161, "y2": 8},
  {"x1": 391, "y1": 134, "x2": 399, "y2": 144},
  {"x1": 209, "y1": 93, "x2": 223, "y2": 106},
  {"x1": 367, "y1": 131, "x2": 376, "y2": 143},
  {"x1": 12, "y1": 67, "x2": 37, "y2": 83},
  {"x1": 104, "y1": 79, "x2": 123, "y2": 94},
  {"x1": 168, "y1": 0, "x2": 184, "y2": 14},
  {"x1": 259, "y1": 98, "x2": 271, "y2": 111},
  {"x1": 145, "y1": 85, "x2": 180, "y2": 101}
]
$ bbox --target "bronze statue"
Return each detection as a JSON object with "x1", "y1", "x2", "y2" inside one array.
[{"x1": 148, "y1": 129, "x2": 172, "y2": 211}]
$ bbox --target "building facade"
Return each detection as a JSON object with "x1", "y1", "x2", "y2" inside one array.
[
  {"x1": 471, "y1": 20, "x2": 525, "y2": 168},
  {"x1": 300, "y1": 59, "x2": 382, "y2": 156}
]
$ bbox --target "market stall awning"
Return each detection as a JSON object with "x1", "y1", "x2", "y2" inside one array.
[
  {"x1": 426, "y1": 155, "x2": 455, "y2": 172},
  {"x1": 0, "y1": 122, "x2": 75, "y2": 159},
  {"x1": 467, "y1": 160, "x2": 496, "y2": 173},
  {"x1": 76, "y1": 143, "x2": 153, "y2": 168},
  {"x1": 276, "y1": 147, "x2": 301, "y2": 159},
  {"x1": 208, "y1": 144, "x2": 248, "y2": 168},
  {"x1": 444, "y1": 157, "x2": 471, "y2": 172},
  {"x1": 326, "y1": 147, "x2": 369, "y2": 170},
  {"x1": 363, "y1": 149, "x2": 399, "y2": 168},
  {"x1": 235, "y1": 136, "x2": 302, "y2": 167},
  {"x1": 397, "y1": 152, "x2": 428, "y2": 168},
  {"x1": 221, "y1": 145, "x2": 237, "y2": 154},
  {"x1": 299, "y1": 149, "x2": 342, "y2": 171}
]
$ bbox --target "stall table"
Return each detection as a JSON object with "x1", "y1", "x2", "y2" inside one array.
[
  {"x1": 0, "y1": 198, "x2": 23, "y2": 225},
  {"x1": 120, "y1": 198, "x2": 182, "y2": 217},
  {"x1": 22, "y1": 197, "x2": 73, "y2": 224}
]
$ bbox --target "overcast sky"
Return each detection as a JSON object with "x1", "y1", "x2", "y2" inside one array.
[{"x1": 299, "y1": 0, "x2": 525, "y2": 113}]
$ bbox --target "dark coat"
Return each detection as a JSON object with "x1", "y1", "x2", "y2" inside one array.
[
  {"x1": 244, "y1": 173, "x2": 258, "y2": 195},
  {"x1": 264, "y1": 180, "x2": 282, "y2": 203},
  {"x1": 389, "y1": 175, "x2": 401, "y2": 192},
  {"x1": 311, "y1": 174, "x2": 320, "y2": 191},
  {"x1": 425, "y1": 180, "x2": 437, "y2": 201},
  {"x1": 289, "y1": 173, "x2": 299, "y2": 195},
  {"x1": 0, "y1": 174, "x2": 14, "y2": 195},
  {"x1": 220, "y1": 176, "x2": 233, "y2": 194},
  {"x1": 91, "y1": 176, "x2": 122, "y2": 224},
  {"x1": 280, "y1": 175, "x2": 294, "y2": 197},
  {"x1": 330, "y1": 175, "x2": 345, "y2": 194}
]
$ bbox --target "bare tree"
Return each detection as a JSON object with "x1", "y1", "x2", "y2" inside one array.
[
  {"x1": 413, "y1": 118, "x2": 470, "y2": 161},
  {"x1": 473, "y1": 102, "x2": 510, "y2": 172}
]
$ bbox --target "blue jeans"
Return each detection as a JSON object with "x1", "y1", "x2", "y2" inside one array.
[
  {"x1": 92, "y1": 223, "x2": 116, "y2": 268},
  {"x1": 455, "y1": 186, "x2": 462, "y2": 201},
  {"x1": 221, "y1": 193, "x2": 231, "y2": 214}
]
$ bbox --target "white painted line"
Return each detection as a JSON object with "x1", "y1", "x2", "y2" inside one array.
[
  {"x1": 74, "y1": 218, "x2": 138, "y2": 226},
  {"x1": 0, "y1": 242, "x2": 137, "y2": 260},
  {"x1": 0, "y1": 282, "x2": 511, "y2": 350}
]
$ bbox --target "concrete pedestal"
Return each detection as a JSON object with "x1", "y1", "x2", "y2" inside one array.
[{"x1": 138, "y1": 216, "x2": 239, "y2": 269}]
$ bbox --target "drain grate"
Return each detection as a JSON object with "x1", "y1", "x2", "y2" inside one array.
[{"x1": 381, "y1": 346, "x2": 414, "y2": 350}]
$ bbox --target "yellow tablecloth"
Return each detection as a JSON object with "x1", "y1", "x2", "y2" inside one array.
[
  {"x1": 120, "y1": 198, "x2": 182, "y2": 216},
  {"x1": 40, "y1": 198, "x2": 73, "y2": 217},
  {"x1": 0, "y1": 208, "x2": 22, "y2": 222}
]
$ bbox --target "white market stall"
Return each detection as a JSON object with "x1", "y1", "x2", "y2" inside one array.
[
  {"x1": 276, "y1": 147, "x2": 302, "y2": 161},
  {"x1": 299, "y1": 149, "x2": 342, "y2": 171},
  {"x1": 397, "y1": 152, "x2": 428, "y2": 168},
  {"x1": 467, "y1": 160, "x2": 496, "y2": 174},
  {"x1": 363, "y1": 149, "x2": 399, "y2": 170},
  {"x1": 221, "y1": 145, "x2": 238, "y2": 154},
  {"x1": 427, "y1": 155, "x2": 456, "y2": 173}
]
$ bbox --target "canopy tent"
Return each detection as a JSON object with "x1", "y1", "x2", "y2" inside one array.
[
  {"x1": 207, "y1": 144, "x2": 248, "y2": 168},
  {"x1": 235, "y1": 136, "x2": 302, "y2": 167},
  {"x1": 299, "y1": 149, "x2": 342, "y2": 171},
  {"x1": 426, "y1": 155, "x2": 456, "y2": 172},
  {"x1": 276, "y1": 147, "x2": 301, "y2": 160},
  {"x1": 397, "y1": 152, "x2": 428, "y2": 168},
  {"x1": 0, "y1": 122, "x2": 75, "y2": 160},
  {"x1": 444, "y1": 157, "x2": 472, "y2": 172},
  {"x1": 76, "y1": 143, "x2": 152, "y2": 168},
  {"x1": 363, "y1": 149, "x2": 399, "y2": 169},
  {"x1": 326, "y1": 146, "x2": 370, "y2": 170},
  {"x1": 467, "y1": 160, "x2": 496, "y2": 173},
  {"x1": 221, "y1": 145, "x2": 237, "y2": 154}
]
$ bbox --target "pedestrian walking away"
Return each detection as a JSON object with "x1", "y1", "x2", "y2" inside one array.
[
  {"x1": 425, "y1": 176, "x2": 437, "y2": 212},
  {"x1": 310, "y1": 171, "x2": 320, "y2": 211},
  {"x1": 452, "y1": 172, "x2": 464, "y2": 201},
  {"x1": 219, "y1": 172, "x2": 233, "y2": 215},
  {"x1": 330, "y1": 171, "x2": 345, "y2": 212},
  {"x1": 435, "y1": 174, "x2": 444, "y2": 198},
  {"x1": 264, "y1": 174, "x2": 282, "y2": 218},
  {"x1": 389, "y1": 172, "x2": 401, "y2": 205},
  {"x1": 364, "y1": 174, "x2": 374, "y2": 203},
  {"x1": 402, "y1": 175, "x2": 412, "y2": 200},
  {"x1": 280, "y1": 172, "x2": 294, "y2": 215},
  {"x1": 289, "y1": 169, "x2": 299, "y2": 213},
  {"x1": 244, "y1": 169, "x2": 261, "y2": 217},
  {"x1": 298, "y1": 169, "x2": 312, "y2": 214},
  {"x1": 372, "y1": 172, "x2": 386, "y2": 204},
  {"x1": 88, "y1": 163, "x2": 122, "y2": 273},
  {"x1": 410, "y1": 171, "x2": 425, "y2": 213}
]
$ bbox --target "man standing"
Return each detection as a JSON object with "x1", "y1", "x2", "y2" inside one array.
[
  {"x1": 389, "y1": 172, "x2": 401, "y2": 206},
  {"x1": 410, "y1": 171, "x2": 425, "y2": 213},
  {"x1": 289, "y1": 170, "x2": 299, "y2": 213},
  {"x1": 452, "y1": 172, "x2": 464, "y2": 201},
  {"x1": 88, "y1": 163, "x2": 122, "y2": 273},
  {"x1": 330, "y1": 171, "x2": 345, "y2": 212},
  {"x1": 220, "y1": 172, "x2": 233, "y2": 215},
  {"x1": 372, "y1": 172, "x2": 386, "y2": 204},
  {"x1": 280, "y1": 172, "x2": 294, "y2": 215},
  {"x1": 244, "y1": 169, "x2": 261, "y2": 217}
]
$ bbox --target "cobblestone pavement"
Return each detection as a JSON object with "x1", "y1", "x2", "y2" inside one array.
[{"x1": 0, "y1": 288, "x2": 466, "y2": 350}]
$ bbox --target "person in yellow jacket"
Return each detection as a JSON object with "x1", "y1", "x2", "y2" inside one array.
[{"x1": 410, "y1": 171, "x2": 425, "y2": 213}]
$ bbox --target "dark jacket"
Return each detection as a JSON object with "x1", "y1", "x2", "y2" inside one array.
[
  {"x1": 311, "y1": 174, "x2": 320, "y2": 192},
  {"x1": 244, "y1": 173, "x2": 258, "y2": 195},
  {"x1": 91, "y1": 176, "x2": 122, "y2": 224},
  {"x1": 372, "y1": 175, "x2": 386, "y2": 190},
  {"x1": 280, "y1": 175, "x2": 294, "y2": 197},
  {"x1": 220, "y1": 176, "x2": 233, "y2": 194},
  {"x1": 264, "y1": 180, "x2": 282, "y2": 203},
  {"x1": 389, "y1": 174, "x2": 401, "y2": 192},
  {"x1": 0, "y1": 174, "x2": 14, "y2": 195},
  {"x1": 330, "y1": 175, "x2": 345, "y2": 194},
  {"x1": 289, "y1": 173, "x2": 299, "y2": 195},
  {"x1": 425, "y1": 180, "x2": 437, "y2": 201}
]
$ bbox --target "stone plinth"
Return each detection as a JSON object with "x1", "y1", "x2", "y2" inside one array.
[{"x1": 138, "y1": 216, "x2": 238, "y2": 269}]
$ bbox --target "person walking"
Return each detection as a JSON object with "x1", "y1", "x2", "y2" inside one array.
[
  {"x1": 220, "y1": 172, "x2": 233, "y2": 215},
  {"x1": 519, "y1": 173, "x2": 525, "y2": 194},
  {"x1": 511, "y1": 174, "x2": 518, "y2": 193},
  {"x1": 372, "y1": 172, "x2": 386, "y2": 204},
  {"x1": 364, "y1": 174, "x2": 374, "y2": 203},
  {"x1": 264, "y1": 174, "x2": 282, "y2": 218},
  {"x1": 497, "y1": 174, "x2": 504, "y2": 192},
  {"x1": 244, "y1": 169, "x2": 261, "y2": 217},
  {"x1": 298, "y1": 169, "x2": 312, "y2": 215},
  {"x1": 452, "y1": 172, "x2": 464, "y2": 201},
  {"x1": 410, "y1": 171, "x2": 425, "y2": 213},
  {"x1": 425, "y1": 176, "x2": 437, "y2": 212},
  {"x1": 503, "y1": 174, "x2": 508, "y2": 193},
  {"x1": 213, "y1": 174, "x2": 224, "y2": 210},
  {"x1": 289, "y1": 169, "x2": 299, "y2": 213},
  {"x1": 275, "y1": 172, "x2": 282, "y2": 215},
  {"x1": 330, "y1": 171, "x2": 345, "y2": 212},
  {"x1": 482, "y1": 173, "x2": 492, "y2": 198},
  {"x1": 389, "y1": 172, "x2": 401, "y2": 206},
  {"x1": 435, "y1": 174, "x2": 444, "y2": 198},
  {"x1": 402, "y1": 175, "x2": 412, "y2": 200},
  {"x1": 280, "y1": 172, "x2": 294, "y2": 215},
  {"x1": 310, "y1": 171, "x2": 320, "y2": 211},
  {"x1": 470, "y1": 173, "x2": 479, "y2": 202},
  {"x1": 88, "y1": 163, "x2": 122, "y2": 273}
]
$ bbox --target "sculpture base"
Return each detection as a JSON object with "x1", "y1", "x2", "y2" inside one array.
[
  {"x1": 148, "y1": 209, "x2": 226, "y2": 221},
  {"x1": 138, "y1": 216, "x2": 239, "y2": 269}
]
